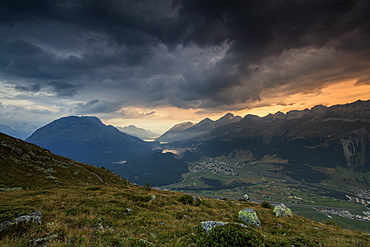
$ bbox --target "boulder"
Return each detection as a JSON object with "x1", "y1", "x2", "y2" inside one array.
[
  {"x1": 238, "y1": 208, "x2": 261, "y2": 227},
  {"x1": 273, "y1": 203, "x2": 292, "y2": 217},
  {"x1": 237, "y1": 194, "x2": 250, "y2": 201}
]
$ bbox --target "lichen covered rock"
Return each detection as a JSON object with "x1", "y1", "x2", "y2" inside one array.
[
  {"x1": 0, "y1": 210, "x2": 42, "y2": 232},
  {"x1": 238, "y1": 208, "x2": 261, "y2": 227},
  {"x1": 200, "y1": 221, "x2": 227, "y2": 233},
  {"x1": 199, "y1": 221, "x2": 247, "y2": 233},
  {"x1": 273, "y1": 203, "x2": 292, "y2": 217}
]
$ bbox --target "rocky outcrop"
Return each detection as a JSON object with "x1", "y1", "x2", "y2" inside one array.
[
  {"x1": 238, "y1": 208, "x2": 261, "y2": 227},
  {"x1": 273, "y1": 203, "x2": 292, "y2": 217},
  {"x1": 0, "y1": 211, "x2": 42, "y2": 233},
  {"x1": 30, "y1": 234, "x2": 58, "y2": 246},
  {"x1": 199, "y1": 221, "x2": 246, "y2": 233},
  {"x1": 341, "y1": 128, "x2": 368, "y2": 168},
  {"x1": 200, "y1": 221, "x2": 228, "y2": 233}
]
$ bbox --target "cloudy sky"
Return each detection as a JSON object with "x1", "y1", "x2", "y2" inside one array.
[{"x1": 1, "y1": 0, "x2": 370, "y2": 134}]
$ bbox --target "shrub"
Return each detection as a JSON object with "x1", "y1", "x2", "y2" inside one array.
[
  {"x1": 325, "y1": 218, "x2": 337, "y2": 226},
  {"x1": 179, "y1": 195, "x2": 194, "y2": 205},
  {"x1": 85, "y1": 186, "x2": 102, "y2": 191},
  {"x1": 143, "y1": 182, "x2": 151, "y2": 191},
  {"x1": 200, "y1": 177, "x2": 222, "y2": 187},
  {"x1": 261, "y1": 201, "x2": 273, "y2": 209},
  {"x1": 192, "y1": 224, "x2": 264, "y2": 247}
]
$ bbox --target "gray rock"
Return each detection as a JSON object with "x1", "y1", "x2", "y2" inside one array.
[
  {"x1": 238, "y1": 208, "x2": 261, "y2": 227},
  {"x1": 0, "y1": 210, "x2": 42, "y2": 232},
  {"x1": 30, "y1": 233, "x2": 58, "y2": 247},
  {"x1": 0, "y1": 187, "x2": 23, "y2": 192},
  {"x1": 236, "y1": 194, "x2": 250, "y2": 201},
  {"x1": 199, "y1": 221, "x2": 246, "y2": 233},
  {"x1": 273, "y1": 203, "x2": 292, "y2": 217},
  {"x1": 200, "y1": 221, "x2": 227, "y2": 233}
]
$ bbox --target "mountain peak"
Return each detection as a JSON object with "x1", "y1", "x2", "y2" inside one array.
[
  {"x1": 215, "y1": 113, "x2": 241, "y2": 127},
  {"x1": 26, "y1": 116, "x2": 153, "y2": 167},
  {"x1": 220, "y1": 113, "x2": 235, "y2": 119},
  {"x1": 168, "y1": 122, "x2": 194, "y2": 132},
  {"x1": 157, "y1": 113, "x2": 242, "y2": 142}
]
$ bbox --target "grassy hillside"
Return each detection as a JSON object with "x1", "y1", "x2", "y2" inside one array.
[
  {"x1": 1, "y1": 185, "x2": 370, "y2": 246},
  {"x1": 0, "y1": 133, "x2": 128, "y2": 189}
]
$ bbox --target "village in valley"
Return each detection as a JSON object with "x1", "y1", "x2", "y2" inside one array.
[
  {"x1": 188, "y1": 157, "x2": 245, "y2": 175},
  {"x1": 314, "y1": 207, "x2": 370, "y2": 222}
]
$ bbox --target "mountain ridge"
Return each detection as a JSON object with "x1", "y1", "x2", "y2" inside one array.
[
  {"x1": 193, "y1": 100, "x2": 370, "y2": 175},
  {"x1": 0, "y1": 133, "x2": 128, "y2": 189},
  {"x1": 157, "y1": 113, "x2": 242, "y2": 142},
  {"x1": 26, "y1": 116, "x2": 154, "y2": 168}
]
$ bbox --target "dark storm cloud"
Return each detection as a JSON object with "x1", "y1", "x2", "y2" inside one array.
[
  {"x1": 0, "y1": 0, "x2": 369, "y2": 110},
  {"x1": 171, "y1": 0, "x2": 370, "y2": 107},
  {"x1": 48, "y1": 81, "x2": 77, "y2": 97},
  {"x1": 1, "y1": 40, "x2": 58, "y2": 79},
  {"x1": 14, "y1": 83, "x2": 40, "y2": 93},
  {"x1": 73, "y1": 99, "x2": 127, "y2": 114}
]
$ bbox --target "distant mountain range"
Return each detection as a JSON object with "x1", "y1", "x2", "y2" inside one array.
[
  {"x1": 157, "y1": 113, "x2": 242, "y2": 142},
  {"x1": 0, "y1": 124, "x2": 34, "y2": 140},
  {"x1": 191, "y1": 100, "x2": 370, "y2": 173},
  {"x1": 117, "y1": 125, "x2": 159, "y2": 140},
  {"x1": 26, "y1": 116, "x2": 154, "y2": 169},
  {"x1": 0, "y1": 133, "x2": 128, "y2": 189}
]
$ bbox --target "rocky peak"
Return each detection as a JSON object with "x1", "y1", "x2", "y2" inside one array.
[
  {"x1": 215, "y1": 113, "x2": 242, "y2": 126},
  {"x1": 168, "y1": 122, "x2": 194, "y2": 132},
  {"x1": 196, "y1": 118, "x2": 215, "y2": 129},
  {"x1": 311, "y1": 104, "x2": 327, "y2": 113}
]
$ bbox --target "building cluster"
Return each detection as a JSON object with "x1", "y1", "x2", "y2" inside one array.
[
  {"x1": 188, "y1": 158, "x2": 245, "y2": 176},
  {"x1": 346, "y1": 192, "x2": 370, "y2": 206},
  {"x1": 356, "y1": 212, "x2": 370, "y2": 222},
  {"x1": 314, "y1": 207, "x2": 354, "y2": 219},
  {"x1": 354, "y1": 189, "x2": 370, "y2": 199},
  {"x1": 314, "y1": 207, "x2": 370, "y2": 222}
]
